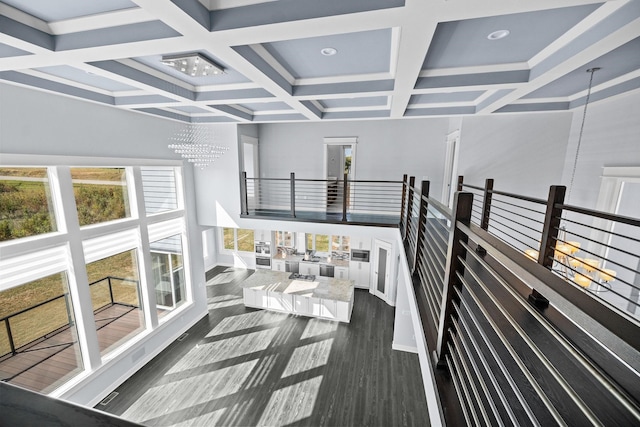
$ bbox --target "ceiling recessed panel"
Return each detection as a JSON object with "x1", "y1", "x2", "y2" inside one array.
[
  {"x1": 35, "y1": 65, "x2": 137, "y2": 92},
  {"x1": 263, "y1": 29, "x2": 392, "y2": 79},
  {"x1": 423, "y1": 3, "x2": 601, "y2": 70},
  {"x1": 171, "y1": 105, "x2": 211, "y2": 114},
  {"x1": 321, "y1": 96, "x2": 388, "y2": 109},
  {"x1": 409, "y1": 91, "x2": 483, "y2": 105},
  {"x1": 238, "y1": 101, "x2": 291, "y2": 111},
  {"x1": 524, "y1": 37, "x2": 640, "y2": 99},
  {"x1": 134, "y1": 53, "x2": 250, "y2": 86},
  {"x1": 0, "y1": 43, "x2": 31, "y2": 58},
  {"x1": 2, "y1": 0, "x2": 137, "y2": 22}
]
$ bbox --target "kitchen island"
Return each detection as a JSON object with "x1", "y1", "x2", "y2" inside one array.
[{"x1": 241, "y1": 269, "x2": 355, "y2": 322}]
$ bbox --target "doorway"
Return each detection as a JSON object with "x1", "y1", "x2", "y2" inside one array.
[
  {"x1": 241, "y1": 135, "x2": 259, "y2": 206},
  {"x1": 324, "y1": 137, "x2": 357, "y2": 213},
  {"x1": 373, "y1": 239, "x2": 392, "y2": 301},
  {"x1": 442, "y1": 130, "x2": 460, "y2": 208}
]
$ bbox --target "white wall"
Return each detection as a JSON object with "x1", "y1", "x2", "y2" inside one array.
[
  {"x1": 560, "y1": 90, "x2": 640, "y2": 209},
  {"x1": 0, "y1": 82, "x2": 209, "y2": 405},
  {"x1": 456, "y1": 111, "x2": 573, "y2": 199},
  {"x1": 257, "y1": 118, "x2": 450, "y2": 201}
]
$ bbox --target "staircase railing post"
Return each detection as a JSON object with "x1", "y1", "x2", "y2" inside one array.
[
  {"x1": 480, "y1": 178, "x2": 494, "y2": 230},
  {"x1": 457, "y1": 175, "x2": 464, "y2": 191},
  {"x1": 342, "y1": 172, "x2": 349, "y2": 222},
  {"x1": 290, "y1": 172, "x2": 296, "y2": 218},
  {"x1": 413, "y1": 180, "x2": 430, "y2": 275},
  {"x1": 435, "y1": 191, "x2": 473, "y2": 365},
  {"x1": 404, "y1": 176, "x2": 416, "y2": 242},
  {"x1": 530, "y1": 185, "x2": 566, "y2": 309},
  {"x1": 240, "y1": 171, "x2": 249, "y2": 215},
  {"x1": 399, "y1": 174, "x2": 408, "y2": 233}
]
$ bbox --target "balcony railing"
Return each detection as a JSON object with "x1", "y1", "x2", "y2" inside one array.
[
  {"x1": 401, "y1": 176, "x2": 640, "y2": 425},
  {"x1": 0, "y1": 276, "x2": 138, "y2": 360},
  {"x1": 240, "y1": 172, "x2": 404, "y2": 226}
]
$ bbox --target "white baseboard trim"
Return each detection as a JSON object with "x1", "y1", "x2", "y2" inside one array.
[{"x1": 392, "y1": 342, "x2": 418, "y2": 354}]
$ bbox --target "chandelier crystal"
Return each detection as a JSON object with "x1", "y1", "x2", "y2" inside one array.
[{"x1": 168, "y1": 125, "x2": 229, "y2": 169}]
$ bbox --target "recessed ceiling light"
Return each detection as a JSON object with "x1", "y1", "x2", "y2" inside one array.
[
  {"x1": 161, "y1": 53, "x2": 225, "y2": 77},
  {"x1": 487, "y1": 30, "x2": 510, "y2": 40},
  {"x1": 320, "y1": 47, "x2": 337, "y2": 56}
]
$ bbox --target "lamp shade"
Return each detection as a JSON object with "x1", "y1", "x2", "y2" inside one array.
[
  {"x1": 574, "y1": 274, "x2": 592, "y2": 288},
  {"x1": 598, "y1": 269, "x2": 616, "y2": 282},
  {"x1": 583, "y1": 259, "x2": 600, "y2": 272}
]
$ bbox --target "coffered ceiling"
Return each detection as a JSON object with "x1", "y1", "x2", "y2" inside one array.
[{"x1": 0, "y1": 0, "x2": 638, "y2": 123}]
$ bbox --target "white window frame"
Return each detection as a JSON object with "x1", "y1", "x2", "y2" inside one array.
[
  {"x1": 0, "y1": 154, "x2": 191, "y2": 397},
  {"x1": 219, "y1": 227, "x2": 255, "y2": 253}
]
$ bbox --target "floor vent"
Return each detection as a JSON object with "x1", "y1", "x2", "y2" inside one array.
[
  {"x1": 177, "y1": 333, "x2": 188, "y2": 341},
  {"x1": 99, "y1": 392, "x2": 119, "y2": 406}
]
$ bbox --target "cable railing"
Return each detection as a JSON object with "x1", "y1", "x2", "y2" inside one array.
[
  {"x1": 241, "y1": 172, "x2": 403, "y2": 225},
  {"x1": 400, "y1": 175, "x2": 640, "y2": 425},
  {"x1": 0, "y1": 276, "x2": 138, "y2": 359}
]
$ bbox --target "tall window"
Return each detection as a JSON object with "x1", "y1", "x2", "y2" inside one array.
[
  {"x1": 151, "y1": 234, "x2": 186, "y2": 318},
  {"x1": 306, "y1": 234, "x2": 329, "y2": 252},
  {"x1": 0, "y1": 167, "x2": 56, "y2": 241},
  {"x1": 221, "y1": 228, "x2": 255, "y2": 252},
  {"x1": 0, "y1": 159, "x2": 190, "y2": 395},
  {"x1": 0, "y1": 271, "x2": 83, "y2": 394},
  {"x1": 71, "y1": 167, "x2": 130, "y2": 226},
  {"x1": 87, "y1": 250, "x2": 144, "y2": 357}
]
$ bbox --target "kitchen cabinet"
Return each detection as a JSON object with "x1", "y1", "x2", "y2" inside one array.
[
  {"x1": 254, "y1": 229, "x2": 271, "y2": 242},
  {"x1": 299, "y1": 262, "x2": 320, "y2": 276},
  {"x1": 349, "y1": 260, "x2": 370, "y2": 289},
  {"x1": 272, "y1": 259, "x2": 285, "y2": 272},
  {"x1": 351, "y1": 236, "x2": 372, "y2": 251},
  {"x1": 335, "y1": 266, "x2": 349, "y2": 280}
]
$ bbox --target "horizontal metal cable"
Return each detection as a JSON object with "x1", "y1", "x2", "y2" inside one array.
[
  {"x1": 447, "y1": 339, "x2": 484, "y2": 426},
  {"x1": 556, "y1": 203, "x2": 640, "y2": 228},
  {"x1": 461, "y1": 242, "x2": 640, "y2": 421},
  {"x1": 452, "y1": 313, "x2": 516, "y2": 426},
  {"x1": 445, "y1": 352, "x2": 473, "y2": 427},
  {"x1": 420, "y1": 241, "x2": 446, "y2": 288},
  {"x1": 453, "y1": 286, "x2": 538, "y2": 423},
  {"x1": 490, "y1": 197, "x2": 546, "y2": 216},
  {"x1": 489, "y1": 207, "x2": 544, "y2": 234},
  {"x1": 555, "y1": 233, "x2": 640, "y2": 273},
  {"x1": 418, "y1": 254, "x2": 444, "y2": 303},
  {"x1": 557, "y1": 217, "x2": 640, "y2": 245},
  {"x1": 449, "y1": 331, "x2": 494, "y2": 426},
  {"x1": 416, "y1": 263, "x2": 440, "y2": 325},
  {"x1": 552, "y1": 255, "x2": 640, "y2": 297},
  {"x1": 553, "y1": 240, "x2": 640, "y2": 278},
  {"x1": 489, "y1": 203, "x2": 545, "y2": 228},
  {"x1": 454, "y1": 269, "x2": 577, "y2": 425},
  {"x1": 487, "y1": 217, "x2": 541, "y2": 245},
  {"x1": 423, "y1": 222, "x2": 448, "y2": 259},
  {"x1": 489, "y1": 189, "x2": 546, "y2": 205}
]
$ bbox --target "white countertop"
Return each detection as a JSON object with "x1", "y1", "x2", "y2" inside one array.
[{"x1": 240, "y1": 269, "x2": 354, "y2": 302}]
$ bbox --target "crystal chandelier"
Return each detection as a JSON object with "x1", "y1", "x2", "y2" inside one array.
[{"x1": 168, "y1": 125, "x2": 229, "y2": 169}]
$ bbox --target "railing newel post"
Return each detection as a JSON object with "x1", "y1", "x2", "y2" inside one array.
[
  {"x1": 5, "y1": 319, "x2": 16, "y2": 355},
  {"x1": 108, "y1": 277, "x2": 115, "y2": 306},
  {"x1": 404, "y1": 176, "x2": 416, "y2": 242},
  {"x1": 240, "y1": 171, "x2": 249, "y2": 215},
  {"x1": 457, "y1": 175, "x2": 464, "y2": 191},
  {"x1": 435, "y1": 191, "x2": 473, "y2": 366},
  {"x1": 342, "y1": 173, "x2": 349, "y2": 222},
  {"x1": 399, "y1": 174, "x2": 408, "y2": 231},
  {"x1": 413, "y1": 181, "x2": 430, "y2": 275},
  {"x1": 290, "y1": 172, "x2": 296, "y2": 218},
  {"x1": 530, "y1": 185, "x2": 566, "y2": 310},
  {"x1": 481, "y1": 178, "x2": 494, "y2": 230}
]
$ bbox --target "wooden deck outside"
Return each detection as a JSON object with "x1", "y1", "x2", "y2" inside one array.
[{"x1": 0, "y1": 304, "x2": 143, "y2": 394}]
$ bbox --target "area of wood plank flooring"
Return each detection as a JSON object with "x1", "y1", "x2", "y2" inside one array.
[{"x1": 98, "y1": 266, "x2": 429, "y2": 426}]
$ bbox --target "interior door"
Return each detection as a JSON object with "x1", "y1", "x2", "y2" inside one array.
[{"x1": 373, "y1": 240, "x2": 392, "y2": 300}]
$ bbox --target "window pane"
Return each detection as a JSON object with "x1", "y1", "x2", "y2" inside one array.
[
  {"x1": 306, "y1": 234, "x2": 312, "y2": 250},
  {"x1": 331, "y1": 236, "x2": 350, "y2": 252},
  {"x1": 0, "y1": 167, "x2": 56, "y2": 241},
  {"x1": 342, "y1": 236, "x2": 350, "y2": 252},
  {"x1": 141, "y1": 167, "x2": 178, "y2": 215},
  {"x1": 71, "y1": 167, "x2": 130, "y2": 226},
  {"x1": 86, "y1": 250, "x2": 144, "y2": 357},
  {"x1": 151, "y1": 235, "x2": 186, "y2": 318},
  {"x1": 223, "y1": 228, "x2": 234, "y2": 250},
  {"x1": 316, "y1": 234, "x2": 329, "y2": 252},
  {"x1": 0, "y1": 272, "x2": 83, "y2": 393},
  {"x1": 237, "y1": 229, "x2": 255, "y2": 252}
]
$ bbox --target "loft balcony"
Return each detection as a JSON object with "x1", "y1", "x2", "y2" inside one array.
[{"x1": 239, "y1": 172, "x2": 405, "y2": 227}]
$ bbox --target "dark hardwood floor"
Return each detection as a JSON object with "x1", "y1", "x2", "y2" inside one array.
[{"x1": 98, "y1": 266, "x2": 430, "y2": 426}]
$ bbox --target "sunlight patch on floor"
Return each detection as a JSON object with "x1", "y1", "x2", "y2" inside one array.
[
  {"x1": 256, "y1": 376, "x2": 323, "y2": 426},
  {"x1": 167, "y1": 328, "x2": 279, "y2": 374},
  {"x1": 281, "y1": 338, "x2": 334, "y2": 378},
  {"x1": 206, "y1": 309, "x2": 288, "y2": 337}
]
